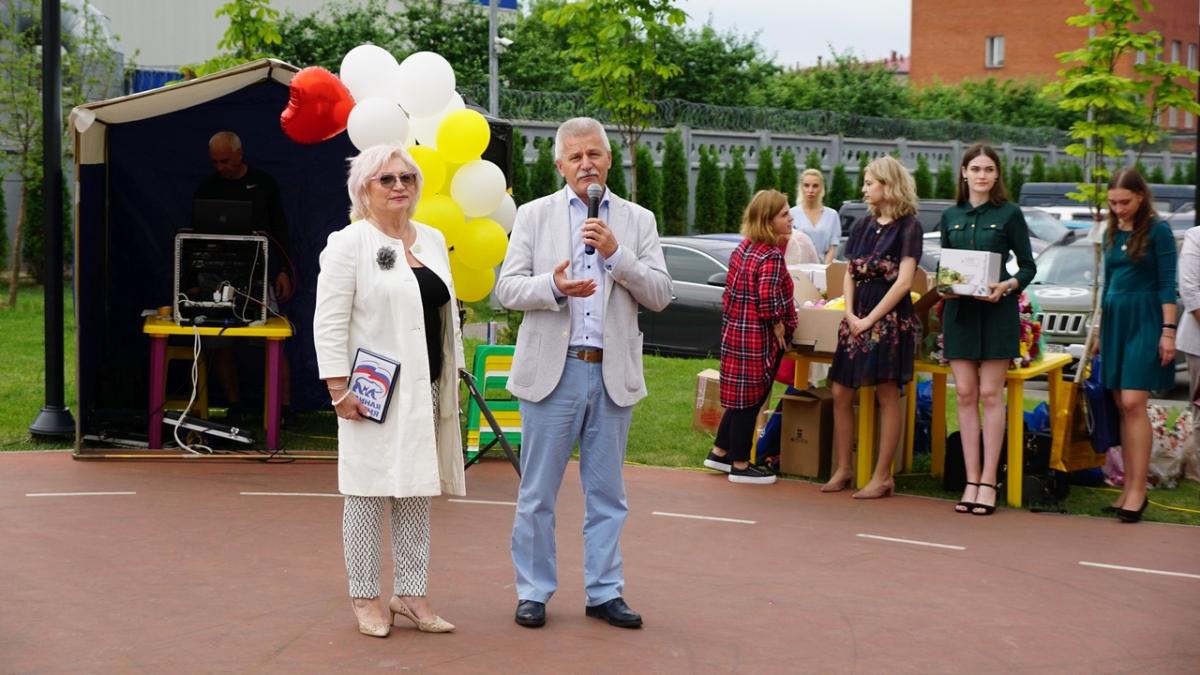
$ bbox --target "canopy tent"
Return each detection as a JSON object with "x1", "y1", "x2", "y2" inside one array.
[{"x1": 71, "y1": 59, "x2": 358, "y2": 446}]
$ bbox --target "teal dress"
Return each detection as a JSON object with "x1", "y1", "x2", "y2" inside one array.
[
  {"x1": 1101, "y1": 220, "x2": 1176, "y2": 391},
  {"x1": 938, "y1": 201, "x2": 1037, "y2": 360}
]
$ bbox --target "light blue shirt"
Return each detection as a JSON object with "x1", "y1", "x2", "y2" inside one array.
[
  {"x1": 550, "y1": 185, "x2": 623, "y2": 349},
  {"x1": 789, "y1": 205, "x2": 841, "y2": 258}
]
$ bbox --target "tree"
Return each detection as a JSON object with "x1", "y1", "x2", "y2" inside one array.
[
  {"x1": 910, "y1": 77, "x2": 1077, "y2": 130},
  {"x1": 1133, "y1": 158, "x2": 1149, "y2": 178},
  {"x1": 660, "y1": 131, "x2": 688, "y2": 235},
  {"x1": 0, "y1": 184, "x2": 7, "y2": 272},
  {"x1": 723, "y1": 147, "x2": 750, "y2": 232},
  {"x1": 1187, "y1": 160, "x2": 1197, "y2": 186},
  {"x1": 754, "y1": 147, "x2": 777, "y2": 193},
  {"x1": 749, "y1": 50, "x2": 909, "y2": 118},
  {"x1": 607, "y1": 140, "x2": 628, "y2": 198},
  {"x1": 1008, "y1": 161, "x2": 1027, "y2": 202},
  {"x1": 1147, "y1": 165, "x2": 1165, "y2": 184},
  {"x1": 544, "y1": 0, "x2": 685, "y2": 201},
  {"x1": 650, "y1": 22, "x2": 779, "y2": 104},
  {"x1": 505, "y1": 0, "x2": 579, "y2": 92},
  {"x1": 634, "y1": 143, "x2": 662, "y2": 228},
  {"x1": 21, "y1": 168, "x2": 72, "y2": 284},
  {"x1": 827, "y1": 163, "x2": 851, "y2": 210},
  {"x1": 778, "y1": 148, "x2": 799, "y2": 205},
  {"x1": 1170, "y1": 163, "x2": 1186, "y2": 185},
  {"x1": 1029, "y1": 154, "x2": 1047, "y2": 182},
  {"x1": 856, "y1": 153, "x2": 870, "y2": 188},
  {"x1": 913, "y1": 154, "x2": 933, "y2": 199},
  {"x1": 693, "y1": 146, "x2": 725, "y2": 233},
  {"x1": 935, "y1": 159, "x2": 956, "y2": 199},
  {"x1": 1045, "y1": 0, "x2": 1200, "y2": 211},
  {"x1": 190, "y1": 0, "x2": 283, "y2": 77},
  {"x1": 529, "y1": 137, "x2": 559, "y2": 198},
  {"x1": 510, "y1": 129, "x2": 532, "y2": 206}
]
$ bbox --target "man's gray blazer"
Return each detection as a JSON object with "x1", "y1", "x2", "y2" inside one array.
[{"x1": 495, "y1": 188, "x2": 672, "y2": 407}]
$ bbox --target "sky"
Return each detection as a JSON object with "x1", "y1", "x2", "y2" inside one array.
[{"x1": 671, "y1": 0, "x2": 913, "y2": 69}]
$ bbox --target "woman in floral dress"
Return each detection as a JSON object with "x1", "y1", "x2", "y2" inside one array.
[{"x1": 824, "y1": 156, "x2": 923, "y2": 499}]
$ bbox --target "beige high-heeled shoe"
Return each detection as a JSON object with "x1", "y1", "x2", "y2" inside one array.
[
  {"x1": 852, "y1": 479, "x2": 894, "y2": 500},
  {"x1": 820, "y1": 473, "x2": 855, "y2": 493},
  {"x1": 389, "y1": 596, "x2": 455, "y2": 633},
  {"x1": 351, "y1": 598, "x2": 391, "y2": 638}
]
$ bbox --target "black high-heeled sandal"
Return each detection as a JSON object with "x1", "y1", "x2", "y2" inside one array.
[
  {"x1": 955, "y1": 481, "x2": 981, "y2": 513},
  {"x1": 1116, "y1": 497, "x2": 1148, "y2": 523},
  {"x1": 971, "y1": 483, "x2": 998, "y2": 516}
]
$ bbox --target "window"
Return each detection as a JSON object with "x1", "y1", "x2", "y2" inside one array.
[
  {"x1": 1172, "y1": 40, "x2": 1181, "y2": 63},
  {"x1": 1189, "y1": 44, "x2": 1197, "y2": 69},
  {"x1": 985, "y1": 36, "x2": 1005, "y2": 68},
  {"x1": 662, "y1": 246, "x2": 725, "y2": 285},
  {"x1": 1135, "y1": 50, "x2": 1146, "y2": 65},
  {"x1": 1169, "y1": 106, "x2": 1178, "y2": 128}
]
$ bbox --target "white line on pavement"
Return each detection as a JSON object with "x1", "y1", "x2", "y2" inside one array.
[
  {"x1": 1078, "y1": 561, "x2": 1200, "y2": 580},
  {"x1": 856, "y1": 533, "x2": 966, "y2": 550},
  {"x1": 240, "y1": 492, "x2": 341, "y2": 497},
  {"x1": 448, "y1": 498, "x2": 518, "y2": 506},
  {"x1": 652, "y1": 511, "x2": 756, "y2": 525},
  {"x1": 25, "y1": 491, "x2": 136, "y2": 497}
]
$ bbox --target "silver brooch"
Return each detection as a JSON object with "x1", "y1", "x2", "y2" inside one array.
[{"x1": 376, "y1": 246, "x2": 397, "y2": 270}]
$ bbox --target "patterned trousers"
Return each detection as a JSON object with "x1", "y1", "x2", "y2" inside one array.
[{"x1": 341, "y1": 380, "x2": 439, "y2": 599}]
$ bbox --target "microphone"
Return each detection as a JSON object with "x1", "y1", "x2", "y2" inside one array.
[{"x1": 585, "y1": 183, "x2": 602, "y2": 255}]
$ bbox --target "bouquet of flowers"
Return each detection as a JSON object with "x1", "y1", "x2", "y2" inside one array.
[{"x1": 921, "y1": 293, "x2": 1045, "y2": 369}]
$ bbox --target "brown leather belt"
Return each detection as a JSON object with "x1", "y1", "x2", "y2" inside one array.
[{"x1": 567, "y1": 348, "x2": 603, "y2": 363}]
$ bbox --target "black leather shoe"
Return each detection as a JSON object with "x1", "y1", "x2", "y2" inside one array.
[
  {"x1": 514, "y1": 600, "x2": 545, "y2": 628},
  {"x1": 585, "y1": 597, "x2": 642, "y2": 628}
]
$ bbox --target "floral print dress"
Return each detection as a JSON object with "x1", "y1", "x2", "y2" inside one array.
[{"x1": 829, "y1": 214, "x2": 924, "y2": 388}]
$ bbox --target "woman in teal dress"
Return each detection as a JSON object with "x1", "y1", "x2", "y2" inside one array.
[
  {"x1": 938, "y1": 144, "x2": 1036, "y2": 516},
  {"x1": 1101, "y1": 168, "x2": 1177, "y2": 523}
]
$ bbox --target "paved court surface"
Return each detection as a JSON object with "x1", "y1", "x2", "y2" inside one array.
[{"x1": 2, "y1": 451, "x2": 1198, "y2": 674}]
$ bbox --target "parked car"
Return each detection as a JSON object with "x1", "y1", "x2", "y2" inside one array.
[
  {"x1": 1019, "y1": 181, "x2": 1192, "y2": 218},
  {"x1": 1020, "y1": 206, "x2": 1075, "y2": 245},
  {"x1": 1167, "y1": 209, "x2": 1195, "y2": 231},
  {"x1": 639, "y1": 235, "x2": 739, "y2": 357},
  {"x1": 836, "y1": 199, "x2": 954, "y2": 235}
]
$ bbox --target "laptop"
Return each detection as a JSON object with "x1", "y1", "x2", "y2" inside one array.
[{"x1": 192, "y1": 198, "x2": 253, "y2": 234}]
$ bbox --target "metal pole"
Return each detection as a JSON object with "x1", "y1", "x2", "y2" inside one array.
[
  {"x1": 30, "y1": 0, "x2": 75, "y2": 438},
  {"x1": 488, "y1": 0, "x2": 498, "y2": 117}
]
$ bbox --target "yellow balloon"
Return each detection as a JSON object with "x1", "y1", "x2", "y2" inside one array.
[
  {"x1": 455, "y1": 218, "x2": 508, "y2": 271},
  {"x1": 440, "y1": 161, "x2": 462, "y2": 195},
  {"x1": 436, "y1": 109, "x2": 490, "y2": 163},
  {"x1": 450, "y1": 254, "x2": 495, "y2": 302},
  {"x1": 406, "y1": 145, "x2": 446, "y2": 195},
  {"x1": 412, "y1": 194, "x2": 465, "y2": 248}
]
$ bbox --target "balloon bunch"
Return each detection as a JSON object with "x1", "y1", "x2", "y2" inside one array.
[{"x1": 280, "y1": 45, "x2": 514, "y2": 302}]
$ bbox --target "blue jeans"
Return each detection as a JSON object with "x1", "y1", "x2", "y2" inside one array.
[{"x1": 511, "y1": 357, "x2": 633, "y2": 606}]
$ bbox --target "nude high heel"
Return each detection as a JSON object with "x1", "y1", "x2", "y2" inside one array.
[
  {"x1": 852, "y1": 479, "x2": 894, "y2": 500},
  {"x1": 351, "y1": 598, "x2": 391, "y2": 638},
  {"x1": 390, "y1": 596, "x2": 455, "y2": 633}
]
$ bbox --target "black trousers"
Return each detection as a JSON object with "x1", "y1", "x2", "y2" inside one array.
[{"x1": 714, "y1": 393, "x2": 770, "y2": 463}]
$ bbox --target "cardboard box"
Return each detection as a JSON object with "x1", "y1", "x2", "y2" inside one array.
[
  {"x1": 691, "y1": 369, "x2": 724, "y2": 433},
  {"x1": 787, "y1": 263, "x2": 829, "y2": 294},
  {"x1": 936, "y1": 249, "x2": 1001, "y2": 297},
  {"x1": 779, "y1": 388, "x2": 835, "y2": 479},
  {"x1": 792, "y1": 262, "x2": 847, "y2": 353}
]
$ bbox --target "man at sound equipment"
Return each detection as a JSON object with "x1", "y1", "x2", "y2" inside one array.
[
  {"x1": 496, "y1": 117, "x2": 671, "y2": 630},
  {"x1": 194, "y1": 131, "x2": 293, "y2": 425}
]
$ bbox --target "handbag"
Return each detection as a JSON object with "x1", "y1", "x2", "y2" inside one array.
[{"x1": 1083, "y1": 355, "x2": 1121, "y2": 454}]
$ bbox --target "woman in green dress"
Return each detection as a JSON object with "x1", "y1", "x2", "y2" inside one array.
[
  {"x1": 938, "y1": 144, "x2": 1036, "y2": 516},
  {"x1": 1101, "y1": 168, "x2": 1177, "y2": 523}
]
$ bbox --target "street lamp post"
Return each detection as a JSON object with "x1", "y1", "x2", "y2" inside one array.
[{"x1": 488, "y1": 0, "x2": 498, "y2": 117}]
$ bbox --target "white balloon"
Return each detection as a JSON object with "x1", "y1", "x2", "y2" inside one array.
[
  {"x1": 394, "y1": 51, "x2": 456, "y2": 117},
  {"x1": 486, "y1": 193, "x2": 517, "y2": 234},
  {"x1": 450, "y1": 160, "x2": 507, "y2": 217},
  {"x1": 409, "y1": 92, "x2": 465, "y2": 147},
  {"x1": 346, "y1": 98, "x2": 411, "y2": 152},
  {"x1": 339, "y1": 45, "x2": 400, "y2": 102}
]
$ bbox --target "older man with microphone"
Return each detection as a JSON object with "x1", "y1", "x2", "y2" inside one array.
[{"x1": 496, "y1": 117, "x2": 672, "y2": 629}]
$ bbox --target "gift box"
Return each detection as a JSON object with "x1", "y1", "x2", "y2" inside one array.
[{"x1": 936, "y1": 249, "x2": 1001, "y2": 297}]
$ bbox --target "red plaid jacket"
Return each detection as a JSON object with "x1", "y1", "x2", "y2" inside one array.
[{"x1": 719, "y1": 240, "x2": 797, "y2": 409}]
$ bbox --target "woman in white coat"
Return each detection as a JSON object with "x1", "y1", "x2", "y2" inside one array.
[{"x1": 314, "y1": 144, "x2": 466, "y2": 638}]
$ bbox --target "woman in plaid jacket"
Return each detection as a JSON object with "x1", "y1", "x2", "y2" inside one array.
[{"x1": 704, "y1": 190, "x2": 798, "y2": 485}]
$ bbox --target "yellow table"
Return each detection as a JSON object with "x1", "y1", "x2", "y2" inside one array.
[
  {"x1": 785, "y1": 350, "x2": 1073, "y2": 507},
  {"x1": 143, "y1": 316, "x2": 293, "y2": 450}
]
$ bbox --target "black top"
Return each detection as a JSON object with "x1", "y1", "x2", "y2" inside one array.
[
  {"x1": 195, "y1": 166, "x2": 290, "y2": 277},
  {"x1": 411, "y1": 265, "x2": 450, "y2": 380}
]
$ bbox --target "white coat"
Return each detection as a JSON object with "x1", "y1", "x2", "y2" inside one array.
[{"x1": 313, "y1": 219, "x2": 466, "y2": 497}]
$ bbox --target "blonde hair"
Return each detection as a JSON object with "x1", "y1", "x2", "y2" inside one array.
[
  {"x1": 864, "y1": 156, "x2": 918, "y2": 218},
  {"x1": 346, "y1": 144, "x2": 424, "y2": 222},
  {"x1": 741, "y1": 189, "x2": 789, "y2": 244},
  {"x1": 797, "y1": 168, "x2": 825, "y2": 204}
]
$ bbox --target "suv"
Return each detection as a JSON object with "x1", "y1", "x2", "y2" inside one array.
[
  {"x1": 1019, "y1": 181, "x2": 1194, "y2": 217},
  {"x1": 837, "y1": 199, "x2": 954, "y2": 235}
]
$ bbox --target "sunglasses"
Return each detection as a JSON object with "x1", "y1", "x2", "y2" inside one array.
[{"x1": 372, "y1": 172, "x2": 417, "y2": 189}]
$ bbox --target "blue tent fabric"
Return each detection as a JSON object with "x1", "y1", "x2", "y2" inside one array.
[
  {"x1": 128, "y1": 68, "x2": 183, "y2": 93},
  {"x1": 78, "y1": 80, "x2": 357, "y2": 427}
]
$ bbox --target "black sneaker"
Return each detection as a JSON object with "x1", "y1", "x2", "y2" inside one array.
[
  {"x1": 703, "y1": 450, "x2": 732, "y2": 473},
  {"x1": 729, "y1": 463, "x2": 777, "y2": 485}
]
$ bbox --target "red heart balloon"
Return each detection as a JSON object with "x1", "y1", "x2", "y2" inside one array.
[{"x1": 280, "y1": 66, "x2": 354, "y2": 144}]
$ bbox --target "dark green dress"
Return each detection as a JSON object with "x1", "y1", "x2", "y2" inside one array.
[
  {"x1": 938, "y1": 201, "x2": 1037, "y2": 361},
  {"x1": 1101, "y1": 220, "x2": 1176, "y2": 391}
]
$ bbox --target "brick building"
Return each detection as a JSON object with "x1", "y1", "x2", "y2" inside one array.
[{"x1": 910, "y1": 0, "x2": 1198, "y2": 151}]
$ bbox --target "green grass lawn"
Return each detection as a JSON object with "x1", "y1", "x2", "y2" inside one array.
[{"x1": 3, "y1": 283, "x2": 1197, "y2": 525}]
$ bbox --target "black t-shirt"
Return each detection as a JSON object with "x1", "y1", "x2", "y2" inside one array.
[
  {"x1": 411, "y1": 265, "x2": 450, "y2": 380},
  {"x1": 195, "y1": 166, "x2": 290, "y2": 276}
]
